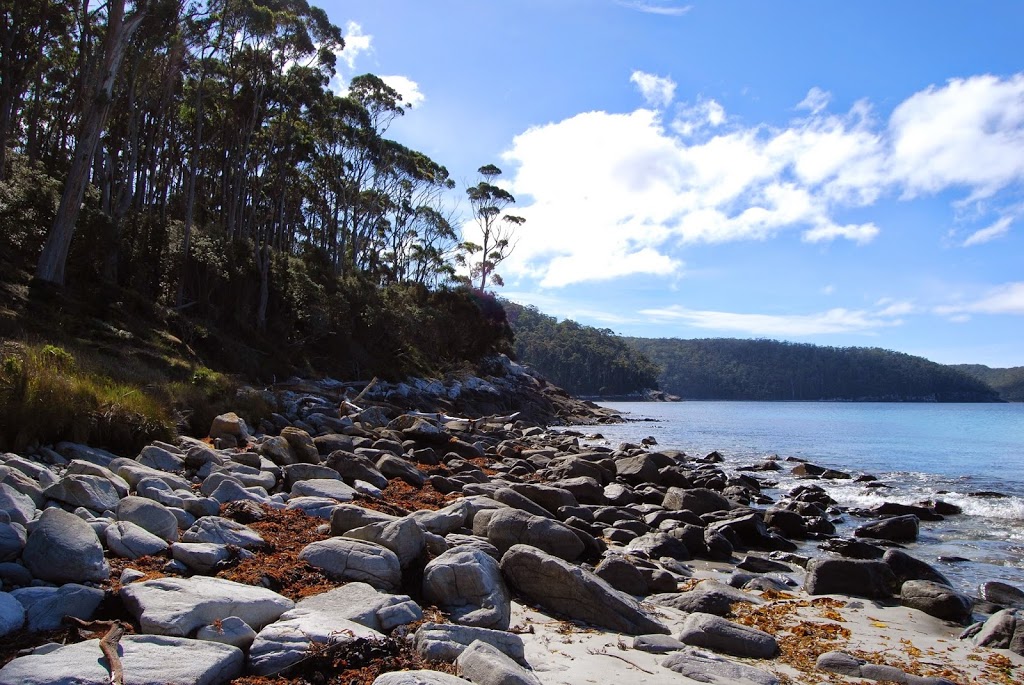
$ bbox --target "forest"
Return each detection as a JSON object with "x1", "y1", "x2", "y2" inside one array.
[
  {"x1": 626, "y1": 337, "x2": 1003, "y2": 402},
  {"x1": 951, "y1": 365, "x2": 1024, "y2": 402},
  {"x1": 504, "y1": 302, "x2": 661, "y2": 397},
  {"x1": 0, "y1": 0, "x2": 516, "y2": 380}
]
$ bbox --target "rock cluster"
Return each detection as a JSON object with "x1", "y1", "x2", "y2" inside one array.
[{"x1": 0, "y1": 376, "x2": 1020, "y2": 684}]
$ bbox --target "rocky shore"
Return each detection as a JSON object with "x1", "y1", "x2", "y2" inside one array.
[{"x1": 1, "y1": 366, "x2": 1023, "y2": 685}]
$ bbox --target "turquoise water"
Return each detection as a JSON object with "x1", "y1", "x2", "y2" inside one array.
[{"x1": 585, "y1": 401, "x2": 1024, "y2": 593}]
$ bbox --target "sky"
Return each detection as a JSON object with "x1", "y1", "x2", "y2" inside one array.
[{"x1": 318, "y1": 0, "x2": 1024, "y2": 367}]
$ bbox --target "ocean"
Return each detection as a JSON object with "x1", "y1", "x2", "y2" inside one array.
[{"x1": 583, "y1": 401, "x2": 1024, "y2": 595}]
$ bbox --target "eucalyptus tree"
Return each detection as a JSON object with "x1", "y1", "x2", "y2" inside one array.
[
  {"x1": 464, "y1": 164, "x2": 524, "y2": 291},
  {"x1": 35, "y1": 0, "x2": 149, "y2": 285}
]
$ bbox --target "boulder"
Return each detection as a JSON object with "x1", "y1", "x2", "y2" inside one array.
[
  {"x1": 372, "y1": 671, "x2": 470, "y2": 685},
  {"x1": 414, "y1": 622, "x2": 526, "y2": 664},
  {"x1": 0, "y1": 634, "x2": 243, "y2": 685},
  {"x1": 121, "y1": 576, "x2": 294, "y2": 636},
  {"x1": 0, "y1": 522, "x2": 26, "y2": 562},
  {"x1": 804, "y1": 557, "x2": 898, "y2": 599},
  {"x1": 677, "y1": 612, "x2": 779, "y2": 659},
  {"x1": 210, "y1": 412, "x2": 249, "y2": 443},
  {"x1": 105, "y1": 521, "x2": 169, "y2": 559},
  {"x1": 854, "y1": 514, "x2": 919, "y2": 542},
  {"x1": 299, "y1": 538, "x2": 402, "y2": 591},
  {"x1": 171, "y1": 542, "x2": 233, "y2": 574},
  {"x1": 196, "y1": 616, "x2": 257, "y2": 649},
  {"x1": 248, "y1": 596, "x2": 385, "y2": 675},
  {"x1": 0, "y1": 592, "x2": 24, "y2": 637},
  {"x1": 456, "y1": 639, "x2": 542, "y2": 685},
  {"x1": 137, "y1": 445, "x2": 185, "y2": 472},
  {"x1": 117, "y1": 496, "x2": 179, "y2": 542},
  {"x1": 376, "y1": 455, "x2": 427, "y2": 487},
  {"x1": 42, "y1": 475, "x2": 121, "y2": 512},
  {"x1": 22, "y1": 508, "x2": 109, "y2": 584},
  {"x1": 344, "y1": 517, "x2": 425, "y2": 568},
  {"x1": 485, "y1": 508, "x2": 584, "y2": 561},
  {"x1": 663, "y1": 487, "x2": 732, "y2": 515},
  {"x1": 662, "y1": 648, "x2": 780, "y2": 685},
  {"x1": 650, "y1": 580, "x2": 761, "y2": 616},
  {"x1": 330, "y1": 504, "x2": 397, "y2": 535},
  {"x1": 181, "y1": 516, "x2": 265, "y2": 549},
  {"x1": 900, "y1": 580, "x2": 972, "y2": 623},
  {"x1": 0, "y1": 482, "x2": 36, "y2": 525},
  {"x1": 410, "y1": 500, "x2": 470, "y2": 535},
  {"x1": 326, "y1": 451, "x2": 389, "y2": 490},
  {"x1": 883, "y1": 549, "x2": 952, "y2": 588},
  {"x1": 594, "y1": 556, "x2": 648, "y2": 596},
  {"x1": 11, "y1": 583, "x2": 104, "y2": 631},
  {"x1": 499, "y1": 544, "x2": 668, "y2": 635},
  {"x1": 280, "y1": 427, "x2": 320, "y2": 464},
  {"x1": 291, "y1": 478, "x2": 357, "y2": 502},
  {"x1": 980, "y1": 581, "x2": 1024, "y2": 609},
  {"x1": 423, "y1": 548, "x2": 511, "y2": 630}
]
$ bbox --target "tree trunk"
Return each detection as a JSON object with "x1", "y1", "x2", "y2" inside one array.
[{"x1": 35, "y1": 0, "x2": 146, "y2": 286}]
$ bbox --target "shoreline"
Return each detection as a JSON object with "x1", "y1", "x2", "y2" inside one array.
[{"x1": 0, "y1": 375, "x2": 1022, "y2": 684}]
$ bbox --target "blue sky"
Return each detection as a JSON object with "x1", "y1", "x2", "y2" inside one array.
[{"x1": 319, "y1": 0, "x2": 1024, "y2": 367}]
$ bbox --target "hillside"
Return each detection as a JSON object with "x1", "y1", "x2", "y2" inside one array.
[
  {"x1": 504, "y1": 302, "x2": 660, "y2": 397},
  {"x1": 950, "y1": 364, "x2": 1024, "y2": 402},
  {"x1": 624, "y1": 337, "x2": 1001, "y2": 402}
]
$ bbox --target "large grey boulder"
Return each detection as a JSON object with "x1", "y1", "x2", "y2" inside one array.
[
  {"x1": 662, "y1": 647, "x2": 780, "y2": 685},
  {"x1": 900, "y1": 580, "x2": 972, "y2": 623},
  {"x1": 0, "y1": 592, "x2": 25, "y2": 637},
  {"x1": 594, "y1": 555, "x2": 648, "y2": 596},
  {"x1": 281, "y1": 463, "x2": 339, "y2": 490},
  {"x1": 410, "y1": 500, "x2": 470, "y2": 535},
  {"x1": 882, "y1": 549, "x2": 952, "y2": 588},
  {"x1": 280, "y1": 426, "x2": 320, "y2": 464},
  {"x1": 117, "y1": 495, "x2": 179, "y2": 542},
  {"x1": 499, "y1": 544, "x2": 668, "y2": 635},
  {"x1": 292, "y1": 478, "x2": 357, "y2": 502},
  {"x1": 424, "y1": 548, "x2": 511, "y2": 630},
  {"x1": 329, "y1": 504, "x2": 397, "y2": 535},
  {"x1": 121, "y1": 576, "x2": 294, "y2": 636},
  {"x1": 105, "y1": 521, "x2": 169, "y2": 559},
  {"x1": 0, "y1": 635, "x2": 243, "y2": 685},
  {"x1": 0, "y1": 482, "x2": 36, "y2": 525},
  {"x1": 974, "y1": 609, "x2": 1024, "y2": 655},
  {"x1": 182, "y1": 516, "x2": 266, "y2": 549},
  {"x1": 414, "y1": 622, "x2": 526, "y2": 664},
  {"x1": 676, "y1": 612, "x2": 779, "y2": 659},
  {"x1": 804, "y1": 557, "x2": 898, "y2": 599},
  {"x1": 171, "y1": 542, "x2": 233, "y2": 573},
  {"x1": 22, "y1": 508, "x2": 109, "y2": 584},
  {"x1": 344, "y1": 517, "x2": 425, "y2": 568},
  {"x1": 11, "y1": 584, "x2": 104, "y2": 631},
  {"x1": 326, "y1": 451, "x2": 389, "y2": 490},
  {"x1": 663, "y1": 487, "x2": 732, "y2": 515},
  {"x1": 456, "y1": 639, "x2": 542, "y2": 685},
  {"x1": 815, "y1": 650, "x2": 957, "y2": 685},
  {"x1": 376, "y1": 454, "x2": 427, "y2": 487},
  {"x1": 196, "y1": 615, "x2": 257, "y2": 649},
  {"x1": 138, "y1": 445, "x2": 185, "y2": 472},
  {"x1": 485, "y1": 508, "x2": 584, "y2": 561},
  {"x1": 248, "y1": 593, "x2": 385, "y2": 675},
  {"x1": 42, "y1": 475, "x2": 121, "y2": 512},
  {"x1": 980, "y1": 581, "x2": 1024, "y2": 609},
  {"x1": 298, "y1": 538, "x2": 402, "y2": 591},
  {"x1": 650, "y1": 579, "x2": 761, "y2": 616}
]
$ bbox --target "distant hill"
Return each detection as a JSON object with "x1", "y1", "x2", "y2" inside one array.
[
  {"x1": 504, "y1": 302, "x2": 660, "y2": 397},
  {"x1": 623, "y1": 337, "x2": 1001, "y2": 402},
  {"x1": 950, "y1": 365, "x2": 1024, "y2": 402}
]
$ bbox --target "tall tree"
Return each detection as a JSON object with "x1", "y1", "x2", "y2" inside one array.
[
  {"x1": 464, "y1": 164, "x2": 523, "y2": 291},
  {"x1": 35, "y1": 0, "x2": 148, "y2": 285}
]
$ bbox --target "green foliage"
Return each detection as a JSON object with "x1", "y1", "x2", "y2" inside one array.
[
  {"x1": 626, "y1": 338, "x2": 1002, "y2": 402},
  {"x1": 505, "y1": 302, "x2": 660, "y2": 396},
  {"x1": 0, "y1": 343, "x2": 175, "y2": 454}
]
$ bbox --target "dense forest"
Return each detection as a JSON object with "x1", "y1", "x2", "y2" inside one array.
[
  {"x1": 0, "y1": 0, "x2": 517, "y2": 379},
  {"x1": 625, "y1": 338, "x2": 1001, "y2": 402},
  {"x1": 504, "y1": 302, "x2": 660, "y2": 397},
  {"x1": 951, "y1": 365, "x2": 1024, "y2": 402}
]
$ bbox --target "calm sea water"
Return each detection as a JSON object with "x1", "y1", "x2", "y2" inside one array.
[{"x1": 583, "y1": 401, "x2": 1024, "y2": 594}]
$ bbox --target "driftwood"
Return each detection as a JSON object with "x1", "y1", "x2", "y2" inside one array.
[{"x1": 63, "y1": 616, "x2": 128, "y2": 685}]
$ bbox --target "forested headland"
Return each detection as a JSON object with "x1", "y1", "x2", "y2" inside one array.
[
  {"x1": 951, "y1": 365, "x2": 1024, "y2": 402},
  {"x1": 625, "y1": 337, "x2": 1003, "y2": 402}
]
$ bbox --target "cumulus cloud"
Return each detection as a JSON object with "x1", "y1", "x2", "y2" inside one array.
[
  {"x1": 341, "y1": 21, "x2": 373, "y2": 70},
  {"x1": 617, "y1": 1, "x2": 693, "y2": 16},
  {"x1": 630, "y1": 71, "x2": 677, "y2": 108},
  {"x1": 962, "y1": 216, "x2": 1013, "y2": 246},
  {"x1": 380, "y1": 75, "x2": 425, "y2": 108},
  {"x1": 638, "y1": 304, "x2": 906, "y2": 336},
  {"x1": 935, "y1": 282, "x2": 1024, "y2": 316},
  {"x1": 498, "y1": 73, "x2": 1024, "y2": 288}
]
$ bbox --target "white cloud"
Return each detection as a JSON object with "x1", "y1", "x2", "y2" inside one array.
[
  {"x1": 821, "y1": 284, "x2": 835, "y2": 295},
  {"x1": 638, "y1": 305, "x2": 905, "y2": 336},
  {"x1": 498, "y1": 72, "x2": 1024, "y2": 288},
  {"x1": 936, "y1": 282, "x2": 1024, "y2": 316},
  {"x1": 341, "y1": 21, "x2": 373, "y2": 70},
  {"x1": 617, "y1": 1, "x2": 693, "y2": 16},
  {"x1": 380, "y1": 75, "x2": 425, "y2": 108},
  {"x1": 630, "y1": 71, "x2": 677, "y2": 109},
  {"x1": 962, "y1": 216, "x2": 1013, "y2": 247},
  {"x1": 797, "y1": 87, "x2": 831, "y2": 115}
]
